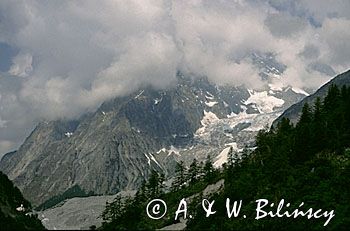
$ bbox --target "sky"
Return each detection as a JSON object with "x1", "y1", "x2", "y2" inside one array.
[{"x1": 0, "y1": 0, "x2": 350, "y2": 157}]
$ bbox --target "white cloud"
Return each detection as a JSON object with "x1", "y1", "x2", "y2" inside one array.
[
  {"x1": 85, "y1": 32, "x2": 181, "y2": 108},
  {"x1": 0, "y1": 0, "x2": 350, "y2": 156},
  {"x1": 8, "y1": 53, "x2": 33, "y2": 77},
  {"x1": 0, "y1": 140, "x2": 15, "y2": 156},
  {"x1": 318, "y1": 18, "x2": 350, "y2": 68},
  {"x1": 0, "y1": 117, "x2": 6, "y2": 128}
]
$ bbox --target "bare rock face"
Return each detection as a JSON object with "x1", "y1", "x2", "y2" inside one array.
[
  {"x1": 0, "y1": 56, "x2": 307, "y2": 206},
  {"x1": 0, "y1": 76, "x2": 228, "y2": 205}
]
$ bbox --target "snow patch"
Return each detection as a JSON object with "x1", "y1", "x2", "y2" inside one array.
[
  {"x1": 244, "y1": 90, "x2": 284, "y2": 113},
  {"x1": 154, "y1": 97, "x2": 162, "y2": 105},
  {"x1": 214, "y1": 147, "x2": 230, "y2": 168},
  {"x1": 214, "y1": 143, "x2": 239, "y2": 168},
  {"x1": 144, "y1": 153, "x2": 151, "y2": 166},
  {"x1": 64, "y1": 132, "x2": 73, "y2": 138},
  {"x1": 134, "y1": 90, "x2": 144, "y2": 99},
  {"x1": 168, "y1": 146, "x2": 181, "y2": 156},
  {"x1": 214, "y1": 142, "x2": 246, "y2": 168},
  {"x1": 156, "y1": 146, "x2": 181, "y2": 156},
  {"x1": 156, "y1": 148, "x2": 166, "y2": 154},
  {"x1": 291, "y1": 87, "x2": 309, "y2": 96},
  {"x1": 227, "y1": 112, "x2": 236, "y2": 118},
  {"x1": 205, "y1": 95, "x2": 214, "y2": 100},
  {"x1": 149, "y1": 153, "x2": 162, "y2": 168},
  {"x1": 200, "y1": 110, "x2": 219, "y2": 127},
  {"x1": 206, "y1": 91, "x2": 214, "y2": 98},
  {"x1": 205, "y1": 101, "x2": 218, "y2": 107},
  {"x1": 268, "y1": 83, "x2": 283, "y2": 92}
]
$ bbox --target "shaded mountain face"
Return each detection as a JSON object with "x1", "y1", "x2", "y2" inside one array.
[
  {"x1": 0, "y1": 171, "x2": 44, "y2": 230},
  {"x1": 0, "y1": 54, "x2": 307, "y2": 206},
  {"x1": 273, "y1": 69, "x2": 350, "y2": 127}
]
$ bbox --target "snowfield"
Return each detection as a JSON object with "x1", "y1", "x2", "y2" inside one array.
[{"x1": 245, "y1": 90, "x2": 285, "y2": 113}]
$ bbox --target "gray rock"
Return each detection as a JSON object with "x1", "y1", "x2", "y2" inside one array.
[
  {"x1": 0, "y1": 67, "x2": 307, "y2": 206},
  {"x1": 37, "y1": 190, "x2": 136, "y2": 230}
]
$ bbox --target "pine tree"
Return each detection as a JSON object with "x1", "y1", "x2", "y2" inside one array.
[
  {"x1": 147, "y1": 170, "x2": 164, "y2": 198},
  {"x1": 310, "y1": 97, "x2": 326, "y2": 153},
  {"x1": 227, "y1": 147, "x2": 235, "y2": 167},
  {"x1": 102, "y1": 195, "x2": 126, "y2": 222},
  {"x1": 294, "y1": 103, "x2": 312, "y2": 163},
  {"x1": 344, "y1": 86, "x2": 350, "y2": 146},
  {"x1": 203, "y1": 155, "x2": 215, "y2": 182},
  {"x1": 188, "y1": 158, "x2": 199, "y2": 184},
  {"x1": 299, "y1": 102, "x2": 312, "y2": 124},
  {"x1": 171, "y1": 161, "x2": 186, "y2": 191},
  {"x1": 135, "y1": 179, "x2": 148, "y2": 203},
  {"x1": 226, "y1": 147, "x2": 242, "y2": 180},
  {"x1": 323, "y1": 84, "x2": 340, "y2": 112},
  {"x1": 241, "y1": 145, "x2": 250, "y2": 161},
  {"x1": 277, "y1": 117, "x2": 293, "y2": 136}
]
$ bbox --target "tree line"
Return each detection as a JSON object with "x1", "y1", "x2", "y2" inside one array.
[{"x1": 100, "y1": 84, "x2": 350, "y2": 230}]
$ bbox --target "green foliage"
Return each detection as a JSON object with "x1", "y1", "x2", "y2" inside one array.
[
  {"x1": 101, "y1": 84, "x2": 350, "y2": 230},
  {"x1": 147, "y1": 170, "x2": 165, "y2": 199},
  {"x1": 0, "y1": 171, "x2": 45, "y2": 230},
  {"x1": 203, "y1": 155, "x2": 218, "y2": 182},
  {"x1": 101, "y1": 157, "x2": 220, "y2": 230},
  {"x1": 187, "y1": 84, "x2": 350, "y2": 230},
  {"x1": 187, "y1": 158, "x2": 200, "y2": 184},
  {"x1": 171, "y1": 161, "x2": 186, "y2": 191}
]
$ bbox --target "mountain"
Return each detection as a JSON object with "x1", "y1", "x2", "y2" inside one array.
[
  {"x1": 100, "y1": 74, "x2": 350, "y2": 230},
  {"x1": 273, "y1": 69, "x2": 350, "y2": 127},
  {"x1": 0, "y1": 171, "x2": 44, "y2": 230},
  {"x1": 0, "y1": 53, "x2": 308, "y2": 206},
  {"x1": 186, "y1": 80, "x2": 350, "y2": 230}
]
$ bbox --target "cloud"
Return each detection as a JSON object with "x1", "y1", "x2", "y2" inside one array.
[
  {"x1": 0, "y1": 140, "x2": 15, "y2": 156},
  {"x1": 265, "y1": 13, "x2": 307, "y2": 37},
  {"x1": 0, "y1": 0, "x2": 350, "y2": 157},
  {"x1": 85, "y1": 32, "x2": 181, "y2": 107},
  {"x1": 318, "y1": 17, "x2": 350, "y2": 67},
  {"x1": 299, "y1": 44, "x2": 320, "y2": 60},
  {"x1": 8, "y1": 53, "x2": 33, "y2": 77},
  {"x1": 298, "y1": 0, "x2": 350, "y2": 23},
  {"x1": 0, "y1": 115, "x2": 7, "y2": 128}
]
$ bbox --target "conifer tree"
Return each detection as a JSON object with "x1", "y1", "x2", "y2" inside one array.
[
  {"x1": 188, "y1": 158, "x2": 199, "y2": 184},
  {"x1": 310, "y1": 97, "x2": 326, "y2": 153},
  {"x1": 203, "y1": 155, "x2": 215, "y2": 182},
  {"x1": 227, "y1": 147, "x2": 235, "y2": 167},
  {"x1": 171, "y1": 161, "x2": 186, "y2": 191},
  {"x1": 147, "y1": 170, "x2": 164, "y2": 198},
  {"x1": 294, "y1": 103, "x2": 312, "y2": 163}
]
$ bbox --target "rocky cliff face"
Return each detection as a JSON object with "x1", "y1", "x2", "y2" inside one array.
[{"x1": 0, "y1": 54, "x2": 308, "y2": 206}]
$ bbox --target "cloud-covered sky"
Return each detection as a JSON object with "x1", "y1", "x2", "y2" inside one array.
[{"x1": 0, "y1": 0, "x2": 350, "y2": 157}]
